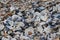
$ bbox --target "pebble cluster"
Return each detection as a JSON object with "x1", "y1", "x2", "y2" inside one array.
[{"x1": 0, "y1": 0, "x2": 60, "y2": 40}]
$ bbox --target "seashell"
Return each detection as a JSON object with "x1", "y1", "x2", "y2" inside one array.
[
  {"x1": 17, "y1": 12, "x2": 22, "y2": 16},
  {"x1": 14, "y1": 32, "x2": 20, "y2": 35},
  {"x1": 37, "y1": 26, "x2": 43, "y2": 33},
  {"x1": 40, "y1": 15, "x2": 48, "y2": 21},
  {"x1": 56, "y1": 4, "x2": 60, "y2": 12},
  {"x1": 54, "y1": 37, "x2": 59, "y2": 40},
  {"x1": 8, "y1": 21, "x2": 14, "y2": 26},
  {"x1": 17, "y1": 22, "x2": 25, "y2": 27},
  {"x1": 25, "y1": 27, "x2": 34, "y2": 36},
  {"x1": 25, "y1": 18, "x2": 32, "y2": 23},
  {"x1": 53, "y1": 6, "x2": 57, "y2": 11},
  {"x1": 34, "y1": 36, "x2": 40, "y2": 40},
  {"x1": 6, "y1": 26, "x2": 13, "y2": 30},
  {"x1": 41, "y1": 0, "x2": 47, "y2": 2},
  {"x1": 0, "y1": 0, "x2": 10, "y2": 4},
  {"x1": 12, "y1": 15, "x2": 20, "y2": 21},
  {"x1": 10, "y1": 6, "x2": 15, "y2": 12},
  {"x1": 40, "y1": 9, "x2": 49, "y2": 21},
  {"x1": 44, "y1": 27, "x2": 51, "y2": 34},
  {"x1": 28, "y1": 31, "x2": 32, "y2": 35},
  {"x1": 11, "y1": 38, "x2": 16, "y2": 40},
  {"x1": 4, "y1": 31, "x2": 8, "y2": 37},
  {"x1": 40, "y1": 22, "x2": 46, "y2": 25},
  {"x1": 2, "y1": 37, "x2": 9, "y2": 40},
  {"x1": 20, "y1": 36, "x2": 29, "y2": 40},
  {"x1": 0, "y1": 24, "x2": 4, "y2": 31}
]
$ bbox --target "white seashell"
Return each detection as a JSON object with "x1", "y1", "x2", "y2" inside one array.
[
  {"x1": 29, "y1": 9, "x2": 34, "y2": 14},
  {"x1": 6, "y1": 26, "x2": 13, "y2": 30},
  {"x1": 11, "y1": 38, "x2": 16, "y2": 40},
  {"x1": 15, "y1": 32, "x2": 20, "y2": 35},
  {"x1": 14, "y1": 34, "x2": 20, "y2": 39},
  {"x1": 12, "y1": 15, "x2": 20, "y2": 21},
  {"x1": 2, "y1": 37, "x2": 9, "y2": 40},
  {"x1": 34, "y1": 36, "x2": 40, "y2": 40},
  {"x1": 20, "y1": 36, "x2": 29, "y2": 40},
  {"x1": 25, "y1": 27, "x2": 34, "y2": 36},
  {"x1": 17, "y1": 12, "x2": 22, "y2": 16},
  {"x1": 17, "y1": 22, "x2": 25, "y2": 27},
  {"x1": 0, "y1": 0, "x2": 10, "y2": 4},
  {"x1": 40, "y1": 22, "x2": 46, "y2": 25},
  {"x1": 56, "y1": 4, "x2": 60, "y2": 12},
  {"x1": 8, "y1": 31, "x2": 12, "y2": 34},
  {"x1": 37, "y1": 26, "x2": 43, "y2": 33},
  {"x1": 25, "y1": 16, "x2": 33, "y2": 23},
  {"x1": 15, "y1": 26, "x2": 21, "y2": 30},
  {"x1": 34, "y1": 12, "x2": 41, "y2": 21},
  {"x1": 0, "y1": 24, "x2": 4, "y2": 31},
  {"x1": 10, "y1": 6, "x2": 15, "y2": 11},
  {"x1": 1, "y1": 31, "x2": 4, "y2": 35},
  {"x1": 44, "y1": 27, "x2": 51, "y2": 34},
  {"x1": 34, "y1": 12, "x2": 41, "y2": 16},
  {"x1": 9, "y1": 21, "x2": 14, "y2": 26},
  {"x1": 53, "y1": 6, "x2": 57, "y2": 11},
  {"x1": 35, "y1": 16, "x2": 41, "y2": 22},
  {"x1": 41, "y1": 0, "x2": 47, "y2": 2}
]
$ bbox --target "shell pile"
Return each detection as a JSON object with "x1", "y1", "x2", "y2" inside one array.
[{"x1": 0, "y1": 0, "x2": 60, "y2": 40}]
